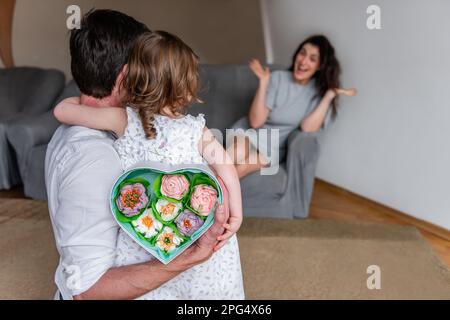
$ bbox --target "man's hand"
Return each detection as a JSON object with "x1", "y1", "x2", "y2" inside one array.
[{"x1": 168, "y1": 177, "x2": 230, "y2": 272}]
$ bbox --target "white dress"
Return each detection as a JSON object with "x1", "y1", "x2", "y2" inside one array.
[{"x1": 113, "y1": 107, "x2": 245, "y2": 299}]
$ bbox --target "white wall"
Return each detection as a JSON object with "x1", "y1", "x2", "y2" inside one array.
[
  {"x1": 262, "y1": 0, "x2": 450, "y2": 230},
  {"x1": 4, "y1": 0, "x2": 265, "y2": 78}
]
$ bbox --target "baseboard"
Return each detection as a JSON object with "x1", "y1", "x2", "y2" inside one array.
[{"x1": 315, "y1": 179, "x2": 450, "y2": 241}]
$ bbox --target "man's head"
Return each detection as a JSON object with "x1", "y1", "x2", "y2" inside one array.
[{"x1": 70, "y1": 9, "x2": 149, "y2": 99}]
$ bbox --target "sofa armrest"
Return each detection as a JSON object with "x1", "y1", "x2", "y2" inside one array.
[
  {"x1": 285, "y1": 130, "x2": 321, "y2": 218},
  {"x1": 0, "y1": 67, "x2": 65, "y2": 117},
  {"x1": 6, "y1": 110, "x2": 60, "y2": 171}
]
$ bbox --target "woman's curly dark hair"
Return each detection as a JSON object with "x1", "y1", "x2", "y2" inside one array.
[{"x1": 289, "y1": 35, "x2": 341, "y2": 118}]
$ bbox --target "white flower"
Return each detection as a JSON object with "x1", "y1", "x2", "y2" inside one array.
[
  {"x1": 131, "y1": 209, "x2": 163, "y2": 239},
  {"x1": 155, "y1": 199, "x2": 183, "y2": 222},
  {"x1": 156, "y1": 226, "x2": 183, "y2": 253}
]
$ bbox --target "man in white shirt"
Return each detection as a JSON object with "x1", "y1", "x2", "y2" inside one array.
[{"x1": 45, "y1": 9, "x2": 231, "y2": 300}]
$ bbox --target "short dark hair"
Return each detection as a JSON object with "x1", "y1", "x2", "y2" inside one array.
[{"x1": 70, "y1": 9, "x2": 149, "y2": 98}]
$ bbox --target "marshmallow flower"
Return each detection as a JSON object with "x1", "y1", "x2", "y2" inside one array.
[
  {"x1": 190, "y1": 184, "x2": 218, "y2": 216},
  {"x1": 160, "y1": 174, "x2": 190, "y2": 200},
  {"x1": 156, "y1": 226, "x2": 183, "y2": 253},
  {"x1": 175, "y1": 210, "x2": 205, "y2": 237},
  {"x1": 116, "y1": 183, "x2": 149, "y2": 217},
  {"x1": 155, "y1": 199, "x2": 183, "y2": 222},
  {"x1": 132, "y1": 209, "x2": 163, "y2": 239}
]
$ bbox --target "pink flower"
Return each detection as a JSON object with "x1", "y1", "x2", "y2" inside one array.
[
  {"x1": 160, "y1": 174, "x2": 190, "y2": 200},
  {"x1": 190, "y1": 184, "x2": 218, "y2": 216}
]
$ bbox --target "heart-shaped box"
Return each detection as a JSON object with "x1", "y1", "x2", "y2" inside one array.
[{"x1": 110, "y1": 161, "x2": 223, "y2": 264}]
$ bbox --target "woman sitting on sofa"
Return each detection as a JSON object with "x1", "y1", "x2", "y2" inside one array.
[{"x1": 227, "y1": 35, "x2": 356, "y2": 178}]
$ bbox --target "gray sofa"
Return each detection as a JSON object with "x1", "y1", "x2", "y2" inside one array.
[
  {"x1": 6, "y1": 64, "x2": 321, "y2": 219},
  {"x1": 0, "y1": 67, "x2": 65, "y2": 190},
  {"x1": 6, "y1": 80, "x2": 80, "y2": 200}
]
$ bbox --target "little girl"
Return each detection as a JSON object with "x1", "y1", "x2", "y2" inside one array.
[{"x1": 54, "y1": 31, "x2": 244, "y2": 299}]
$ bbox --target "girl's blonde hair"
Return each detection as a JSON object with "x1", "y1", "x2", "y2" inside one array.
[{"x1": 123, "y1": 30, "x2": 201, "y2": 139}]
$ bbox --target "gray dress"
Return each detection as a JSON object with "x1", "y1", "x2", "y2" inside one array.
[{"x1": 228, "y1": 70, "x2": 330, "y2": 165}]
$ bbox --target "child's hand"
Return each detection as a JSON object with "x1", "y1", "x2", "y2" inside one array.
[{"x1": 214, "y1": 215, "x2": 243, "y2": 252}]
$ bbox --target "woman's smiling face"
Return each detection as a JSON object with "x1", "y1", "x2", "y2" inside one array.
[{"x1": 293, "y1": 43, "x2": 320, "y2": 84}]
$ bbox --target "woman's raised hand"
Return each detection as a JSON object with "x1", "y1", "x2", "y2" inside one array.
[
  {"x1": 335, "y1": 88, "x2": 357, "y2": 97},
  {"x1": 249, "y1": 59, "x2": 270, "y2": 84}
]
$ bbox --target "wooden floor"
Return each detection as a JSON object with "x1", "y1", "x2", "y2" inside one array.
[
  {"x1": 1, "y1": 181, "x2": 449, "y2": 267},
  {"x1": 0, "y1": 186, "x2": 24, "y2": 199},
  {"x1": 310, "y1": 179, "x2": 450, "y2": 268}
]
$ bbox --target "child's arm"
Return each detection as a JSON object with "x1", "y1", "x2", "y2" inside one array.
[
  {"x1": 53, "y1": 97, "x2": 128, "y2": 137},
  {"x1": 199, "y1": 127, "x2": 243, "y2": 250}
]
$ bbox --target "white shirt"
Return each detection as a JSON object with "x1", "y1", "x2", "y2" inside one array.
[{"x1": 45, "y1": 125, "x2": 122, "y2": 299}]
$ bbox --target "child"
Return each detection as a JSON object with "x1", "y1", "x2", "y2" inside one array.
[{"x1": 54, "y1": 31, "x2": 242, "y2": 251}]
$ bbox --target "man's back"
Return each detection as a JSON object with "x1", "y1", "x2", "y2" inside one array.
[{"x1": 45, "y1": 125, "x2": 122, "y2": 299}]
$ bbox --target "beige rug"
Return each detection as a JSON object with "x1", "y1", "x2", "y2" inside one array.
[
  {"x1": 239, "y1": 218, "x2": 450, "y2": 299},
  {"x1": 0, "y1": 199, "x2": 449, "y2": 299}
]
